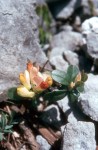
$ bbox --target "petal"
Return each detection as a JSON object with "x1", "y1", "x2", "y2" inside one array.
[
  {"x1": 32, "y1": 76, "x2": 43, "y2": 86},
  {"x1": 27, "y1": 61, "x2": 33, "y2": 72},
  {"x1": 17, "y1": 86, "x2": 35, "y2": 98},
  {"x1": 19, "y1": 70, "x2": 31, "y2": 90},
  {"x1": 27, "y1": 61, "x2": 39, "y2": 78},
  {"x1": 40, "y1": 81, "x2": 49, "y2": 89},
  {"x1": 24, "y1": 70, "x2": 31, "y2": 89}
]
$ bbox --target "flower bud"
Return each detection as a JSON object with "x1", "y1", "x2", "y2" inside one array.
[
  {"x1": 69, "y1": 82, "x2": 75, "y2": 89},
  {"x1": 75, "y1": 73, "x2": 81, "y2": 82},
  {"x1": 45, "y1": 76, "x2": 53, "y2": 86}
]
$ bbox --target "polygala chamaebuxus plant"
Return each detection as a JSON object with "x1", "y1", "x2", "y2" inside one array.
[
  {"x1": 0, "y1": 61, "x2": 88, "y2": 143},
  {"x1": 8, "y1": 61, "x2": 88, "y2": 108}
]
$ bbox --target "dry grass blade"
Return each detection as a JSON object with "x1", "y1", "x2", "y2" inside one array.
[
  {"x1": 19, "y1": 123, "x2": 40, "y2": 150},
  {"x1": 4, "y1": 142, "x2": 16, "y2": 150},
  {"x1": 38, "y1": 127, "x2": 61, "y2": 145}
]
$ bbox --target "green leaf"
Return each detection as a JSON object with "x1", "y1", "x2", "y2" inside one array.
[
  {"x1": 0, "y1": 132, "x2": 3, "y2": 141},
  {"x1": 81, "y1": 71, "x2": 88, "y2": 82},
  {"x1": 1, "y1": 113, "x2": 7, "y2": 130},
  {"x1": 66, "y1": 65, "x2": 79, "y2": 83},
  {"x1": 68, "y1": 90, "x2": 79, "y2": 102},
  {"x1": 31, "y1": 99, "x2": 40, "y2": 110},
  {"x1": 44, "y1": 90, "x2": 67, "y2": 103},
  {"x1": 4, "y1": 130, "x2": 13, "y2": 133},
  {"x1": 52, "y1": 70, "x2": 69, "y2": 85},
  {"x1": 7, "y1": 87, "x2": 22, "y2": 101},
  {"x1": 52, "y1": 66, "x2": 79, "y2": 86},
  {"x1": 5, "y1": 125, "x2": 13, "y2": 130},
  {"x1": 76, "y1": 81, "x2": 84, "y2": 92}
]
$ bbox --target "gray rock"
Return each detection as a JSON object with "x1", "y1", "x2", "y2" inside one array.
[
  {"x1": 74, "y1": 16, "x2": 81, "y2": 27},
  {"x1": 0, "y1": 0, "x2": 48, "y2": 98},
  {"x1": 94, "y1": 58, "x2": 98, "y2": 67},
  {"x1": 49, "y1": 47, "x2": 65, "y2": 59},
  {"x1": 56, "y1": 0, "x2": 77, "y2": 20},
  {"x1": 50, "y1": 31, "x2": 83, "y2": 51},
  {"x1": 82, "y1": 17, "x2": 98, "y2": 64},
  {"x1": 36, "y1": 135, "x2": 51, "y2": 150},
  {"x1": 46, "y1": 0, "x2": 92, "y2": 20},
  {"x1": 50, "y1": 55, "x2": 69, "y2": 71},
  {"x1": 86, "y1": 32, "x2": 98, "y2": 59},
  {"x1": 37, "y1": 0, "x2": 46, "y2": 5},
  {"x1": 78, "y1": 74, "x2": 98, "y2": 121},
  {"x1": 63, "y1": 50, "x2": 79, "y2": 66},
  {"x1": 62, "y1": 121, "x2": 96, "y2": 150},
  {"x1": 82, "y1": 17, "x2": 98, "y2": 35},
  {"x1": 45, "y1": 0, "x2": 59, "y2": 2},
  {"x1": 60, "y1": 25, "x2": 73, "y2": 32},
  {"x1": 50, "y1": 47, "x2": 79, "y2": 66},
  {"x1": 57, "y1": 97, "x2": 79, "y2": 123},
  {"x1": 73, "y1": 16, "x2": 81, "y2": 32},
  {"x1": 90, "y1": 0, "x2": 98, "y2": 16},
  {"x1": 57, "y1": 97, "x2": 87, "y2": 123},
  {"x1": 40, "y1": 104, "x2": 63, "y2": 129}
]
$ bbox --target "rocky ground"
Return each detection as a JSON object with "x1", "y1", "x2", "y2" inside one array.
[{"x1": 1, "y1": 0, "x2": 98, "y2": 150}]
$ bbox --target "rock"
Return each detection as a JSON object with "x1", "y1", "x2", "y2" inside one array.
[
  {"x1": 91, "y1": 0, "x2": 98, "y2": 16},
  {"x1": 36, "y1": 135, "x2": 51, "y2": 150},
  {"x1": 46, "y1": 0, "x2": 93, "y2": 20},
  {"x1": 78, "y1": 74, "x2": 98, "y2": 121},
  {"x1": 50, "y1": 47, "x2": 79, "y2": 66},
  {"x1": 42, "y1": 44, "x2": 50, "y2": 52},
  {"x1": 0, "y1": 0, "x2": 48, "y2": 98},
  {"x1": 50, "y1": 55, "x2": 69, "y2": 71},
  {"x1": 82, "y1": 17, "x2": 98, "y2": 66},
  {"x1": 56, "y1": 0, "x2": 77, "y2": 20},
  {"x1": 86, "y1": 32, "x2": 98, "y2": 59},
  {"x1": 45, "y1": 0, "x2": 60, "y2": 2},
  {"x1": 94, "y1": 58, "x2": 98, "y2": 68},
  {"x1": 73, "y1": 16, "x2": 81, "y2": 32},
  {"x1": 49, "y1": 47, "x2": 65, "y2": 59},
  {"x1": 63, "y1": 50, "x2": 79, "y2": 66},
  {"x1": 37, "y1": 0, "x2": 46, "y2": 5},
  {"x1": 50, "y1": 31, "x2": 83, "y2": 51},
  {"x1": 62, "y1": 121, "x2": 96, "y2": 150},
  {"x1": 60, "y1": 25, "x2": 73, "y2": 32},
  {"x1": 74, "y1": 16, "x2": 81, "y2": 27},
  {"x1": 40, "y1": 104, "x2": 65, "y2": 129},
  {"x1": 57, "y1": 97, "x2": 88, "y2": 123},
  {"x1": 82, "y1": 17, "x2": 98, "y2": 35}
]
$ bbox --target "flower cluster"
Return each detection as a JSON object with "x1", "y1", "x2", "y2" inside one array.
[{"x1": 17, "y1": 61, "x2": 53, "y2": 98}]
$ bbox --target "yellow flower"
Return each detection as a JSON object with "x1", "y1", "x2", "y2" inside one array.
[
  {"x1": 17, "y1": 86, "x2": 35, "y2": 98},
  {"x1": 19, "y1": 70, "x2": 31, "y2": 90}
]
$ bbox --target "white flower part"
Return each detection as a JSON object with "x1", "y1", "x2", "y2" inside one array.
[{"x1": 24, "y1": 70, "x2": 31, "y2": 90}]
